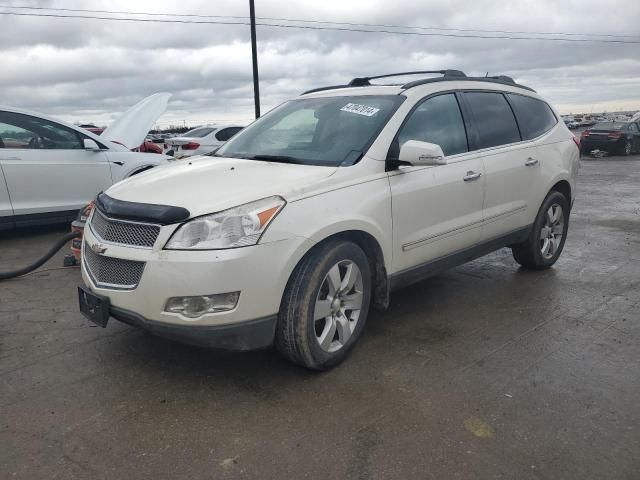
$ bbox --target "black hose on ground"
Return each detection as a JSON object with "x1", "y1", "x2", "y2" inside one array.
[{"x1": 0, "y1": 231, "x2": 82, "y2": 281}]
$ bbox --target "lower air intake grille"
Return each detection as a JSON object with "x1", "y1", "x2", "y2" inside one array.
[{"x1": 83, "y1": 246, "x2": 145, "y2": 290}]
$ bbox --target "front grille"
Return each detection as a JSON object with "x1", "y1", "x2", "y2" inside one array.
[
  {"x1": 83, "y1": 246, "x2": 145, "y2": 290},
  {"x1": 90, "y1": 209, "x2": 161, "y2": 248}
]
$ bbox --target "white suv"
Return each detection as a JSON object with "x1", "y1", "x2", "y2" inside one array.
[{"x1": 79, "y1": 70, "x2": 579, "y2": 370}]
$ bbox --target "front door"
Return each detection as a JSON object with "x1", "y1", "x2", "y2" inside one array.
[{"x1": 388, "y1": 93, "x2": 485, "y2": 274}]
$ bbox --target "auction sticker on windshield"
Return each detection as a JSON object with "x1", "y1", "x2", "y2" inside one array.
[{"x1": 340, "y1": 103, "x2": 380, "y2": 117}]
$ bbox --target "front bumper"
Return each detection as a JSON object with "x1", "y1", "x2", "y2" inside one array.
[
  {"x1": 111, "y1": 305, "x2": 277, "y2": 350},
  {"x1": 81, "y1": 219, "x2": 314, "y2": 328}
]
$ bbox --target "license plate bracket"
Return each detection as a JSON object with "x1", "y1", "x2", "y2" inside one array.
[{"x1": 78, "y1": 285, "x2": 110, "y2": 327}]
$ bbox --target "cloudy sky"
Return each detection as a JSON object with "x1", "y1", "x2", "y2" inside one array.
[{"x1": 1, "y1": 0, "x2": 639, "y2": 127}]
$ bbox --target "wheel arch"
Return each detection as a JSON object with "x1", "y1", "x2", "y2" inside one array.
[
  {"x1": 287, "y1": 229, "x2": 390, "y2": 311},
  {"x1": 549, "y1": 179, "x2": 572, "y2": 204}
]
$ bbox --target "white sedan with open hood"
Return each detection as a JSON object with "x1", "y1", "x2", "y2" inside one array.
[{"x1": 0, "y1": 93, "x2": 173, "y2": 229}]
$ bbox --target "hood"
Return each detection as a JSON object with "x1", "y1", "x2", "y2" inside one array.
[
  {"x1": 106, "y1": 157, "x2": 337, "y2": 218},
  {"x1": 101, "y1": 93, "x2": 171, "y2": 150}
]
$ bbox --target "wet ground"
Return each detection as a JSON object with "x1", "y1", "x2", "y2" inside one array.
[{"x1": 1, "y1": 155, "x2": 639, "y2": 479}]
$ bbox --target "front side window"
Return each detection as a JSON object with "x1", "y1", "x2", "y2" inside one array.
[
  {"x1": 395, "y1": 93, "x2": 468, "y2": 156},
  {"x1": 464, "y1": 92, "x2": 521, "y2": 149},
  {"x1": 507, "y1": 94, "x2": 557, "y2": 139},
  {"x1": 216, "y1": 95, "x2": 404, "y2": 166},
  {"x1": 0, "y1": 111, "x2": 82, "y2": 150}
]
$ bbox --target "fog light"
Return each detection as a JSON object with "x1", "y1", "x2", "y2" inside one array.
[{"x1": 165, "y1": 292, "x2": 240, "y2": 318}]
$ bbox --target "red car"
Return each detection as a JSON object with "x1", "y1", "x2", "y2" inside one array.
[{"x1": 80, "y1": 125, "x2": 162, "y2": 154}]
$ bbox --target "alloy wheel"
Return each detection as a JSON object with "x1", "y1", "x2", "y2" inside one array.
[
  {"x1": 540, "y1": 203, "x2": 564, "y2": 260},
  {"x1": 313, "y1": 260, "x2": 364, "y2": 353}
]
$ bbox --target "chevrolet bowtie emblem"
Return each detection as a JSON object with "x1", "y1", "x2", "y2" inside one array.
[{"x1": 89, "y1": 242, "x2": 107, "y2": 255}]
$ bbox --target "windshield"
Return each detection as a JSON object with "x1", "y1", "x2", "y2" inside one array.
[
  {"x1": 216, "y1": 95, "x2": 404, "y2": 166},
  {"x1": 184, "y1": 127, "x2": 216, "y2": 137},
  {"x1": 593, "y1": 122, "x2": 624, "y2": 130}
]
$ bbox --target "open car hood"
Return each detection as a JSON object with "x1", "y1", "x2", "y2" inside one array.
[{"x1": 101, "y1": 93, "x2": 171, "y2": 149}]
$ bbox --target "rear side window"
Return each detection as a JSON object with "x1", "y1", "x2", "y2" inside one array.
[
  {"x1": 216, "y1": 127, "x2": 243, "y2": 141},
  {"x1": 396, "y1": 93, "x2": 468, "y2": 156},
  {"x1": 507, "y1": 94, "x2": 557, "y2": 139},
  {"x1": 464, "y1": 92, "x2": 521, "y2": 149}
]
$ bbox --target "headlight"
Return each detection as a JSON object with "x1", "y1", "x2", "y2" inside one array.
[{"x1": 164, "y1": 196, "x2": 285, "y2": 250}]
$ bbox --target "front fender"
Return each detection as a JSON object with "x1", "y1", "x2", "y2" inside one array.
[{"x1": 262, "y1": 176, "x2": 393, "y2": 271}]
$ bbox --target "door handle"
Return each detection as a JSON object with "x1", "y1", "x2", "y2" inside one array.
[
  {"x1": 525, "y1": 157, "x2": 539, "y2": 166},
  {"x1": 463, "y1": 171, "x2": 482, "y2": 182}
]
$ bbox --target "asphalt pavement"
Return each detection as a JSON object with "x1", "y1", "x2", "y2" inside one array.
[{"x1": 1, "y1": 154, "x2": 639, "y2": 479}]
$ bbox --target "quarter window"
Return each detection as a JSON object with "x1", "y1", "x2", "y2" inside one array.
[
  {"x1": 396, "y1": 94, "x2": 468, "y2": 156},
  {"x1": 464, "y1": 92, "x2": 521, "y2": 149},
  {"x1": 507, "y1": 94, "x2": 557, "y2": 139}
]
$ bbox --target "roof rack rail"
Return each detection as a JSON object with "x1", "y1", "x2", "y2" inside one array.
[
  {"x1": 300, "y1": 70, "x2": 535, "y2": 96},
  {"x1": 301, "y1": 84, "x2": 350, "y2": 95},
  {"x1": 348, "y1": 70, "x2": 466, "y2": 87},
  {"x1": 402, "y1": 73, "x2": 535, "y2": 92},
  {"x1": 300, "y1": 70, "x2": 465, "y2": 95}
]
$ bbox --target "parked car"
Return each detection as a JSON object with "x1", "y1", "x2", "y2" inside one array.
[
  {"x1": 79, "y1": 70, "x2": 579, "y2": 370},
  {"x1": 581, "y1": 121, "x2": 640, "y2": 156},
  {"x1": 164, "y1": 124, "x2": 244, "y2": 158},
  {"x1": 0, "y1": 93, "x2": 173, "y2": 229}
]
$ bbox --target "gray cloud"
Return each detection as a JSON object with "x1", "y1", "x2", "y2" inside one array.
[{"x1": 0, "y1": 0, "x2": 638, "y2": 126}]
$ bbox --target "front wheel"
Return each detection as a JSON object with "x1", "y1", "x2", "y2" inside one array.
[
  {"x1": 512, "y1": 191, "x2": 570, "y2": 270},
  {"x1": 275, "y1": 240, "x2": 371, "y2": 370}
]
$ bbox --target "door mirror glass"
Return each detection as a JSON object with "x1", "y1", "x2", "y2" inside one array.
[
  {"x1": 398, "y1": 140, "x2": 446, "y2": 166},
  {"x1": 83, "y1": 138, "x2": 101, "y2": 151}
]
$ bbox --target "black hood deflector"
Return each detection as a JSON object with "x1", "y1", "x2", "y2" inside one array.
[{"x1": 95, "y1": 193, "x2": 190, "y2": 225}]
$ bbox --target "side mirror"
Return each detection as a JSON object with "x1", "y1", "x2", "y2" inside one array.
[
  {"x1": 398, "y1": 140, "x2": 446, "y2": 166},
  {"x1": 83, "y1": 138, "x2": 101, "y2": 151}
]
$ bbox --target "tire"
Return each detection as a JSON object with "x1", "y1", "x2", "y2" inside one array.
[
  {"x1": 275, "y1": 240, "x2": 372, "y2": 370},
  {"x1": 622, "y1": 139, "x2": 632, "y2": 156},
  {"x1": 512, "y1": 191, "x2": 570, "y2": 270}
]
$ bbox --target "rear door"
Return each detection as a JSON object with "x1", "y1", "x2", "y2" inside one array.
[
  {"x1": 389, "y1": 92, "x2": 485, "y2": 273},
  {"x1": 0, "y1": 111, "x2": 112, "y2": 218},
  {"x1": 462, "y1": 91, "x2": 531, "y2": 240},
  {"x1": 0, "y1": 164, "x2": 14, "y2": 229}
]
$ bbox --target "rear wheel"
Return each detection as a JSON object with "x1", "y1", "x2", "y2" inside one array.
[
  {"x1": 512, "y1": 191, "x2": 569, "y2": 270},
  {"x1": 275, "y1": 240, "x2": 371, "y2": 370}
]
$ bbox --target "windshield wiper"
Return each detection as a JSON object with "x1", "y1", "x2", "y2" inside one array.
[{"x1": 242, "y1": 154, "x2": 304, "y2": 164}]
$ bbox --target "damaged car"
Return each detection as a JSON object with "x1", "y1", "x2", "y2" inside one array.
[{"x1": 0, "y1": 93, "x2": 173, "y2": 229}]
